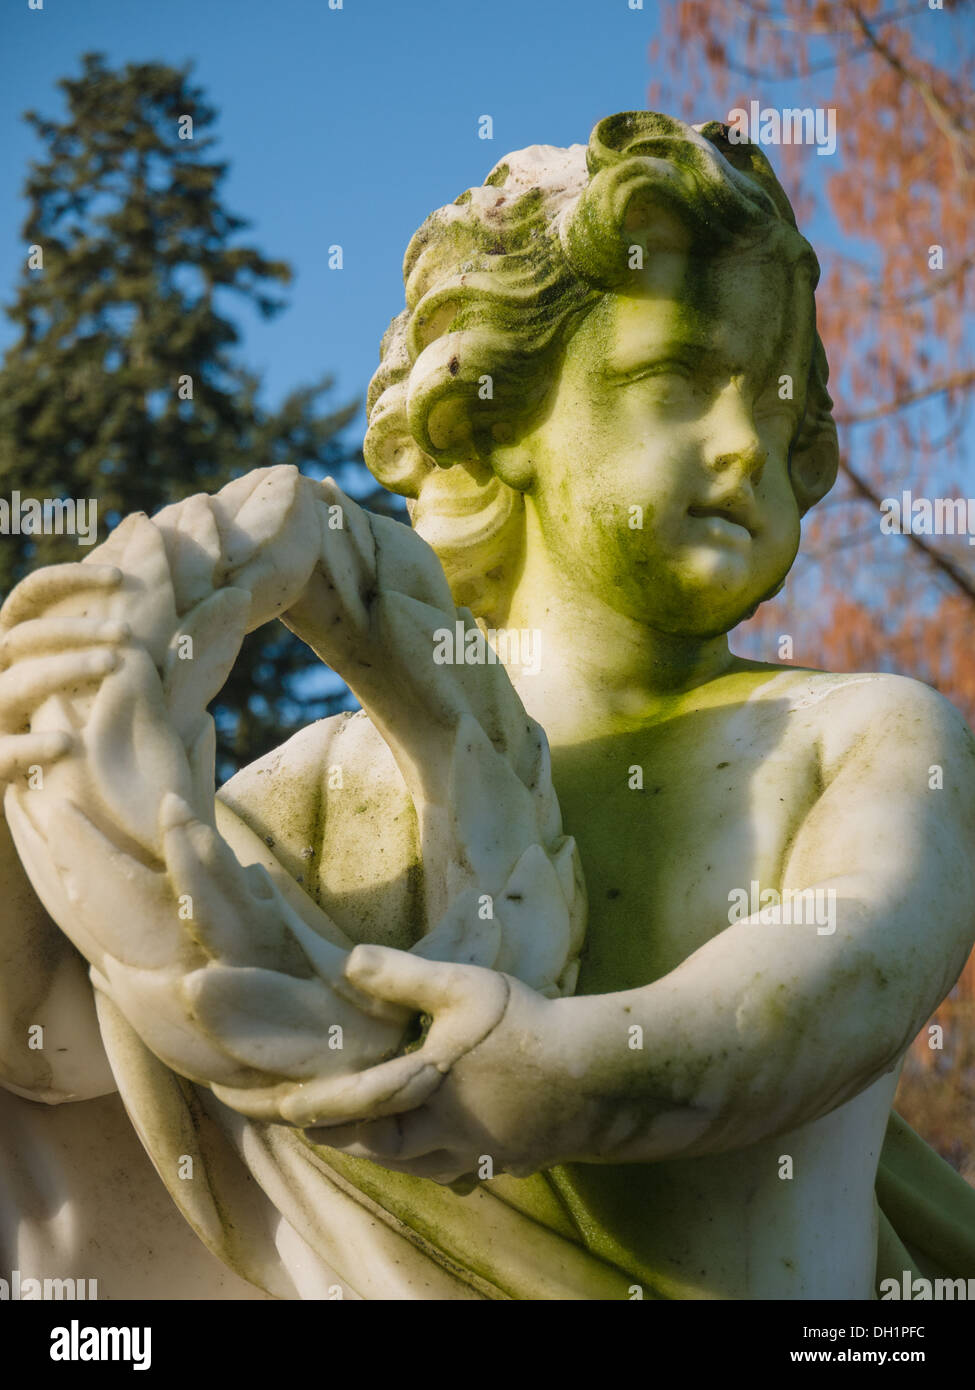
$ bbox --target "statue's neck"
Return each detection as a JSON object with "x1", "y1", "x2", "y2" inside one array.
[{"x1": 496, "y1": 510, "x2": 737, "y2": 746}]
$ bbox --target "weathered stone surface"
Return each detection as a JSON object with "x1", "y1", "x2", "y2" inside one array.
[{"x1": 1, "y1": 112, "x2": 974, "y2": 1300}]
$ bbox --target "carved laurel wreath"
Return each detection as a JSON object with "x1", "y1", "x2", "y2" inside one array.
[{"x1": 3, "y1": 466, "x2": 584, "y2": 1127}]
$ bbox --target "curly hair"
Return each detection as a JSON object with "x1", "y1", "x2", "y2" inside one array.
[{"x1": 364, "y1": 111, "x2": 839, "y2": 620}]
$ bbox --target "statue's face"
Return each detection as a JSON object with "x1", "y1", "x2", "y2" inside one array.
[{"x1": 512, "y1": 235, "x2": 816, "y2": 637}]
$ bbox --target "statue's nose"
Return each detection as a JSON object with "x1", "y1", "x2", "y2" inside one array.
[
  {"x1": 709, "y1": 443, "x2": 767, "y2": 489},
  {"x1": 704, "y1": 381, "x2": 768, "y2": 487}
]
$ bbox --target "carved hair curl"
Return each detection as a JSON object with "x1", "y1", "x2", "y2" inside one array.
[{"x1": 364, "y1": 111, "x2": 838, "y2": 618}]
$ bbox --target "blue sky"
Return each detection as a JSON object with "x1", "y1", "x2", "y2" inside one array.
[
  {"x1": 3, "y1": 1, "x2": 966, "y2": 447},
  {"x1": 2, "y1": 0, "x2": 970, "y2": 656},
  {"x1": 0, "y1": 0, "x2": 665, "y2": 430}
]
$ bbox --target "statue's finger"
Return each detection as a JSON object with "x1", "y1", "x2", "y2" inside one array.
[
  {"x1": 0, "y1": 649, "x2": 119, "y2": 728},
  {"x1": 0, "y1": 730, "x2": 74, "y2": 780},
  {"x1": 0, "y1": 564, "x2": 122, "y2": 630},
  {"x1": 306, "y1": 1106, "x2": 447, "y2": 1162},
  {"x1": 270, "y1": 1053, "x2": 445, "y2": 1128},
  {"x1": 159, "y1": 792, "x2": 299, "y2": 969},
  {"x1": 343, "y1": 945, "x2": 511, "y2": 1072},
  {"x1": 307, "y1": 1115, "x2": 407, "y2": 1158},
  {"x1": 344, "y1": 943, "x2": 487, "y2": 1014},
  {"x1": 0, "y1": 618, "x2": 131, "y2": 668}
]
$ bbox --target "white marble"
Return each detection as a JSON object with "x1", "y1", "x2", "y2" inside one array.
[{"x1": 1, "y1": 111, "x2": 973, "y2": 1300}]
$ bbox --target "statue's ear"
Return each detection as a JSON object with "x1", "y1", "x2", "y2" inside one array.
[
  {"x1": 789, "y1": 336, "x2": 839, "y2": 515},
  {"x1": 418, "y1": 432, "x2": 533, "y2": 495},
  {"x1": 408, "y1": 335, "x2": 500, "y2": 476},
  {"x1": 407, "y1": 334, "x2": 540, "y2": 490},
  {"x1": 481, "y1": 432, "x2": 534, "y2": 492}
]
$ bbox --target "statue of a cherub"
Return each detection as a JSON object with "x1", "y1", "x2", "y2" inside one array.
[{"x1": 2, "y1": 111, "x2": 975, "y2": 1302}]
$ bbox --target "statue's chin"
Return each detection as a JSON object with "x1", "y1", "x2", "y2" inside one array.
[
  {"x1": 633, "y1": 584, "x2": 780, "y2": 640},
  {"x1": 652, "y1": 549, "x2": 795, "y2": 638}
]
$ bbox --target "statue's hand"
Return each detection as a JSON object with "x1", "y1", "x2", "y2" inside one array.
[
  {"x1": 0, "y1": 563, "x2": 128, "y2": 788},
  {"x1": 296, "y1": 945, "x2": 596, "y2": 1185},
  {"x1": 0, "y1": 472, "x2": 584, "y2": 1131},
  {"x1": 0, "y1": 551, "x2": 408, "y2": 1097}
]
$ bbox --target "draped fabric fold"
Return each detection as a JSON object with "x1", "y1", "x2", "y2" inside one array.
[
  {"x1": 875, "y1": 1110, "x2": 975, "y2": 1290},
  {"x1": 95, "y1": 989, "x2": 975, "y2": 1301},
  {"x1": 96, "y1": 992, "x2": 640, "y2": 1300}
]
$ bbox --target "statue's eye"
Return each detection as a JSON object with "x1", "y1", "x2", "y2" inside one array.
[
  {"x1": 627, "y1": 360, "x2": 693, "y2": 382},
  {"x1": 619, "y1": 362, "x2": 700, "y2": 401}
]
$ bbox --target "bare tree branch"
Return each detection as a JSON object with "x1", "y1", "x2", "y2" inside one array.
[
  {"x1": 732, "y1": 0, "x2": 934, "y2": 35},
  {"x1": 835, "y1": 372, "x2": 975, "y2": 424},
  {"x1": 847, "y1": 1, "x2": 975, "y2": 166},
  {"x1": 862, "y1": 255, "x2": 975, "y2": 311},
  {"x1": 839, "y1": 457, "x2": 975, "y2": 603},
  {"x1": 724, "y1": 42, "x2": 872, "y2": 82}
]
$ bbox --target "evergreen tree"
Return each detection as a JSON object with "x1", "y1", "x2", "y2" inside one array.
[{"x1": 0, "y1": 52, "x2": 378, "y2": 777}]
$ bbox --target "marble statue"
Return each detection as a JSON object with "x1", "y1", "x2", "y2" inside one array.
[{"x1": 2, "y1": 111, "x2": 975, "y2": 1301}]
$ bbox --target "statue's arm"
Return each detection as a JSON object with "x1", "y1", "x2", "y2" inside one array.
[
  {"x1": 0, "y1": 466, "x2": 580, "y2": 1130},
  {"x1": 295, "y1": 674, "x2": 975, "y2": 1184},
  {"x1": 0, "y1": 722, "x2": 353, "y2": 1104},
  {"x1": 559, "y1": 674, "x2": 975, "y2": 1163},
  {"x1": 0, "y1": 799, "x2": 116, "y2": 1102}
]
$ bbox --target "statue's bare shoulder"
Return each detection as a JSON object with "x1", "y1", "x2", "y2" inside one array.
[
  {"x1": 755, "y1": 665, "x2": 975, "y2": 785},
  {"x1": 759, "y1": 667, "x2": 975, "y2": 955}
]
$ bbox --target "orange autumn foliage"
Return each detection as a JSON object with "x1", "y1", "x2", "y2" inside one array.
[{"x1": 649, "y1": 0, "x2": 975, "y2": 1173}]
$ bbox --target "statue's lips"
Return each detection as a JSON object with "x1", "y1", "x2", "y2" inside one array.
[{"x1": 687, "y1": 506, "x2": 754, "y2": 540}]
